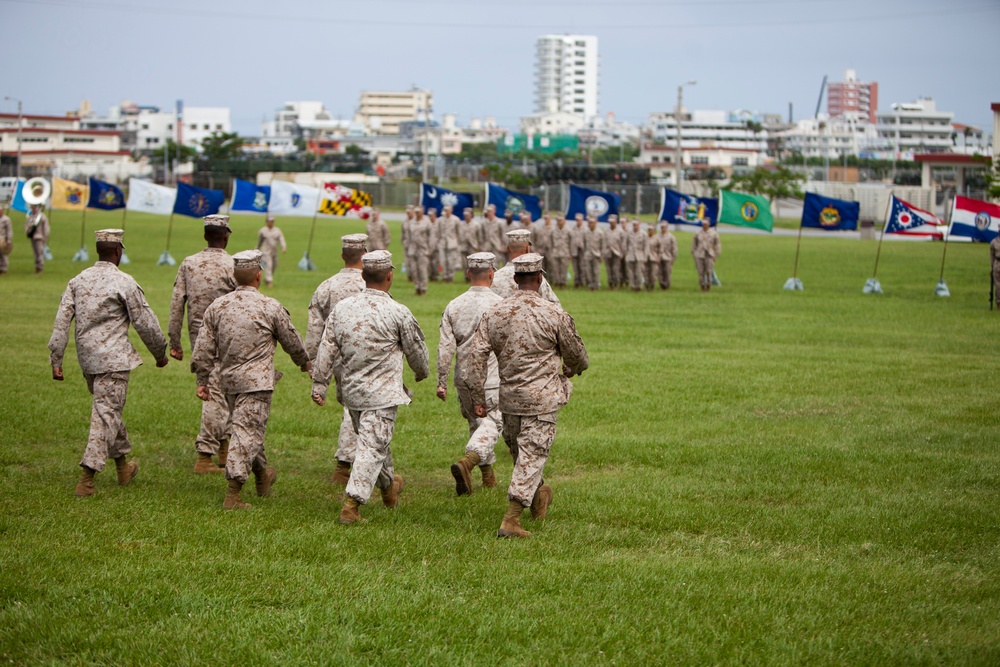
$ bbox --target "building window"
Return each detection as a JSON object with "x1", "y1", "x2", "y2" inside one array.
[
  {"x1": 190, "y1": 124, "x2": 197, "y2": 130},
  {"x1": 141, "y1": 124, "x2": 149, "y2": 130},
  {"x1": 691, "y1": 156, "x2": 709, "y2": 165},
  {"x1": 215, "y1": 124, "x2": 223, "y2": 130},
  {"x1": 733, "y1": 156, "x2": 748, "y2": 166},
  {"x1": 203, "y1": 124, "x2": 210, "y2": 130}
]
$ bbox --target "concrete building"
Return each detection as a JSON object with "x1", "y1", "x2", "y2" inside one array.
[
  {"x1": 645, "y1": 108, "x2": 769, "y2": 152},
  {"x1": 827, "y1": 69, "x2": 878, "y2": 124},
  {"x1": 353, "y1": 89, "x2": 433, "y2": 136},
  {"x1": 875, "y1": 98, "x2": 954, "y2": 158},
  {"x1": 181, "y1": 107, "x2": 231, "y2": 148},
  {"x1": 577, "y1": 112, "x2": 641, "y2": 149},
  {"x1": 534, "y1": 34, "x2": 599, "y2": 119},
  {"x1": 519, "y1": 109, "x2": 586, "y2": 136},
  {"x1": 637, "y1": 142, "x2": 764, "y2": 184},
  {"x1": 776, "y1": 116, "x2": 878, "y2": 159},
  {"x1": 79, "y1": 100, "x2": 231, "y2": 152}
]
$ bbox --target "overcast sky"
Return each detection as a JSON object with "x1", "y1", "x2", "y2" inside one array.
[{"x1": 3, "y1": 0, "x2": 999, "y2": 137}]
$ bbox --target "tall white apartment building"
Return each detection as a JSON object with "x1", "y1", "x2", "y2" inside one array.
[
  {"x1": 534, "y1": 34, "x2": 599, "y2": 119},
  {"x1": 354, "y1": 89, "x2": 433, "y2": 136}
]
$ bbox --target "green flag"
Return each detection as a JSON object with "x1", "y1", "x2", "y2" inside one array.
[{"x1": 719, "y1": 190, "x2": 773, "y2": 232}]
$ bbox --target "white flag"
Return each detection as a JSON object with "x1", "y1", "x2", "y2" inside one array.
[
  {"x1": 268, "y1": 180, "x2": 321, "y2": 217},
  {"x1": 126, "y1": 178, "x2": 176, "y2": 215}
]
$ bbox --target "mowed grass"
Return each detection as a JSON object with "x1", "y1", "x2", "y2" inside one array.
[{"x1": 0, "y1": 209, "x2": 998, "y2": 665}]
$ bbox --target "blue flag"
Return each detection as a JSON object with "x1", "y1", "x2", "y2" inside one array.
[
  {"x1": 230, "y1": 178, "x2": 270, "y2": 213},
  {"x1": 800, "y1": 192, "x2": 859, "y2": 231},
  {"x1": 659, "y1": 188, "x2": 718, "y2": 227},
  {"x1": 420, "y1": 183, "x2": 474, "y2": 215},
  {"x1": 10, "y1": 178, "x2": 28, "y2": 213},
  {"x1": 173, "y1": 181, "x2": 225, "y2": 218},
  {"x1": 87, "y1": 177, "x2": 125, "y2": 210},
  {"x1": 566, "y1": 184, "x2": 620, "y2": 222},
  {"x1": 486, "y1": 183, "x2": 542, "y2": 220}
]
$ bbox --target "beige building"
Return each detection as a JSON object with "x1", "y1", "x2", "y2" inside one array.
[{"x1": 354, "y1": 89, "x2": 432, "y2": 136}]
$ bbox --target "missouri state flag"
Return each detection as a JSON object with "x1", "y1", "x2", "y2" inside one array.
[
  {"x1": 230, "y1": 178, "x2": 270, "y2": 213},
  {"x1": 659, "y1": 188, "x2": 718, "y2": 226},
  {"x1": 949, "y1": 195, "x2": 1000, "y2": 243},
  {"x1": 885, "y1": 195, "x2": 944, "y2": 238},
  {"x1": 173, "y1": 182, "x2": 225, "y2": 218},
  {"x1": 52, "y1": 177, "x2": 89, "y2": 211},
  {"x1": 318, "y1": 182, "x2": 372, "y2": 216},
  {"x1": 566, "y1": 184, "x2": 620, "y2": 222},
  {"x1": 87, "y1": 177, "x2": 125, "y2": 210},
  {"x1": 486, "y1": 183, "x2": 542, "y2": 220},
  {"x1": 719, "y1": 190, "x2": 773, "y2": 232},
  {"x1": 800, "y1": 192, "x2": 859, "y2": 231},
  {"x1": 420, "y1": 183, "x2": 474, "y2": 215}
]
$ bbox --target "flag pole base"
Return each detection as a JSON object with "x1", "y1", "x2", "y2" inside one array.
[
  {"x1": 298, "y1": 252, "x2": 316, "y2": 271},
  {"x1": 934, "y1": 279, "x2": 950, "y2": 297},
  {"x1": 711, "y1": 270, "x2": 721, "y2": 287},
  {"x1": 43, "y1": 244, "x2": 53, "y2": 261},
  {"x1": 71, "y1": 247, "x2": 89, "y2": 262},
  {"x1": 119, "y1": 251, "x2": 131, "y2": 265},
  {"x1": 157, "y1": 250, "x2": 176, "y2": 267},
  {"x1": 783, "y1": 277, "x2": 804, "y2": 291},
  {"x1": 863, "y1": 278, "x2": 883, "y2": 294}
]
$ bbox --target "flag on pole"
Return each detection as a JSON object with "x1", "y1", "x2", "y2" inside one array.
[
  {"x1": 658, "y1": 188, "x2": 718, "y2": 226},
  {"x1": 52, "y1": 178, "x2": 89, "y2": 211},
  {"x1": 420, "y1": 183, "x2": 474, "y2": 215},
  {"x1": 486, "y1": 183, "x2": 542, "y2": 220},
  {"x1": 885, "y1": 195, "x2": 944, "y2": 238},
  {"x1": 800, "y1": 192, "x2": 860, "y2": 231},
  {"x1": 268, "y1": 180, "x2": 321, "y2": 216},
  {"x1": 230, "y1": 178, "x2": 270, "y2": 213},
  {"x1": 126, "y1": 178, "x2": 176, "y2": 215},
  {"x1": 87, "y1": 178, "x2": 125, "y2": 210},
  {"x1": 318, "y1": 182, "x2": 373, "y2": 216},
  {"x1": 10, "y1": 178, "x2": 28, "y2": 213},
  {"x1": 718, "y1": 190, "x2": 773, "y2": 232},
  {"x1": 173, "y1": 182, "x2": 225, "y2": 218},
  {"x1": 565, "y1": 184, "x2": 620, "y2": 222},
  {"x1": 948, "y1": 195, "x2": 1000, "y2": 242}
]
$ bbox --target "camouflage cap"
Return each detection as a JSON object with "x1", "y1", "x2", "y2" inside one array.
[
  {"x1": 95, "y1": 228, "x2": 126, "y2": 249},
  {"x1": 342, "y1": 233, "x2": 369, "y2": 249},
  {"x1": 505, "y1": 229, "x2": 531, "y2": 243},
  {"x1": 362, "y1": 249, "x2": 394, "y2": 271},
  {"x1": 513, "y1": 252, "x2": 545, "y2": 274},
  {"x1": 204, "y1": 214, "x2": 230, "y2": 228},
  {"x1": 466, "y1": 252, "x2": 496, "y2": 270},
  {"x1": 233, "y1": 249, "x2": 263, "y2": 270}
]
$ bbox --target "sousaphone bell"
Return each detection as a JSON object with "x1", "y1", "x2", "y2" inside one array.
[{"x1": 23, "y1": 177, "x2": 51, "y2": 206}]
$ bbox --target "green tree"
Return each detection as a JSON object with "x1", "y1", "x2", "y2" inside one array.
[
  {"x1": 726, "y1": 166, "x2": 805, "y2": 204},
  {"x1": 200, "y1": 132, "x2": 244, "y2": 162},
  {"x1": 150, "y1": 139, "x2": 198, "y2": 163}
]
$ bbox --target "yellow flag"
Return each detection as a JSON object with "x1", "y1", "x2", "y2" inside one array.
[{"x1": 52, "y1": 177, "x2": 89, "y2": 211}]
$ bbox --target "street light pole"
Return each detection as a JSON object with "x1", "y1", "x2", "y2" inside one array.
[
  {"x1": 675, "y1": 80, "x2": 696, "y2": 192},
  {"x1": 4, "y1": 97, "x2": 23, "y2": 179}
]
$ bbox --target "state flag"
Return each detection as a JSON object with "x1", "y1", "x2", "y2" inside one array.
[
  {"x1": 801, "y1": 192, "x2": 859, "y2": 231},
  {"x1": 87, "y1": 178, "x2": 125, "y2": 210},
  {"x1": 566, "y1": 184, "x2": 620, "y2": 222},
  {"x1": 719, "y1": 190, "x2": 773, "y2": 232},
  {"x1": 420, "y1": 183, "x2": 475, "y2": 216},
  {"x1": 9, "y1": 178, "x2": 28, "y2": 213},
  {"x1": 659, "y1": 188, "x2": 718, "y2": 226},
  {"x1": 885, "y1": 195, "x2": 944, "y2": 238},
  {"x1": 948, "y1": 195, "x2": 1000, "y2": 243},
  {"x1": 269, "y1": 180, "x2": 321, "y2": 217},
  {"x1": 486, "y1": 183, "x2": 542, "y2": 220},
  {"x1": 52, "y1": 178, "x2": 89, "y2": 211},
  {"x1": 230, "y1": 178, "x2": 270, "y2": 213},
  {"x1": 173, "y1": 182, "x2": 225, "y2": 218},
  {"x1": 126, "y1": 178, "x2": 176, "y2": 215},
  {"x1": 318, "y1": 182, "x2": 373, "y2": 216}
]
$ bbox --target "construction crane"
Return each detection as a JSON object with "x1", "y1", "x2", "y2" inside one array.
[{"x1": 814, "y1": 75, "x2": 828, "y2": 118}]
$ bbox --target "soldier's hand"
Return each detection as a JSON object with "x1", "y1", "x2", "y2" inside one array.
[
  {"x1": 562, "y1": 364, "x2": 576, "y2": 378},
  {"x1": 170, "y1": 348, "x2": 184, "y2": 361},
  {"x1": 436, "y1": 386, "x2": 447, "y2": 401},
  {"x1": 312, "y1": 392, "x2": 326, "y2": 407},
  {"x1": 156, "y1": 356, "x2": 169, "y2": 368},
  {"x1": 473, "y1": 404, "x2": 487, "y2": 418},
  {"x1": 196, "y1": 385, "x2": 210, "y2": 401},
  {"x1": 52, "y1": 366, "x2": 64, "y2": 381},
  {"x1": 301, "y1": 361, "x2": 313, "y2": 373}
]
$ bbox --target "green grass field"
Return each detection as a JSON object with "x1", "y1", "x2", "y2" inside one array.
[{"x1": 1, "y1": 209, "x2": 998, "y2": 665}]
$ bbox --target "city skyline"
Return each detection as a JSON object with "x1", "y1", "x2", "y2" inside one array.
[{"x1": 3, "y1": 0, "x2": 998, "y2": 139}]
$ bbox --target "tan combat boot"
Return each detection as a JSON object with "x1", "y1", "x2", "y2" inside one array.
[
  {"x1": 330, "y1": 460, "x2": 352, "y2": 485},
  {"x1": 450, "y1": 452, "x2": 480, "y2": 496},
  {"x1": 74, "y1": 466, "x2": 97, "y2": 497},
  {"x1": 480, "y1": 464, "x2": 497, "y2": 489},
  {"x1": 254, "y1": 465, "x2": 277, "y2": 497},
  {"x1": 381, "y1": 474, "x2": 404, "y2": 508},
  {"x1": 193, "y1": 453, "x2": 223, "y2": 474},
  {"x1": 114, "y1": 456, "x2": 139, "y2": 486},
  {"x1": 217, "y1": 438, "x2": 229, "y2": 468},
  {"x1": 223, "y1": 479, "x2": 251, "y2": 510},
  {"x1": 340, "y1": 496, "x2": 362, "y2": 524},
  {"x1": 497, "y1": 499, "x2": 532, "y2": 538},
  {"x1": 530, "y1": 484, "x2": 553, "y2": 520}
]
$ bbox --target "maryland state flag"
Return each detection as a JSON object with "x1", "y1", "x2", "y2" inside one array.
[
  {"x1": 52, "y1": 177, "x2": 89, "y2": 211},
  {"x1": 318, "y1": 182, "x2": 372, "y2": 216}
]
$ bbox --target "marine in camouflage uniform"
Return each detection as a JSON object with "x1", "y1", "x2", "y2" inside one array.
[
  {"x1": 438, "y1": 205, "x2": 462, "y2": 282},
  {"x1": 410, "y1": 207, "x2": 432, "y2": 295},
  {"x1": 692, "y1": 219, "x2": 721, "y2": 292},
  {"x1": 467, "y1": 253, "x2": 589, "y2": 538},
  {"x1": 534, "y1": 214, "x2": 554, "y2": 275},
  {"x1": 658, "y1": 222, "x2": 678, "y2": 289},
  {"x1": 311, "y1": 250, "x2": 429, "y2": 524},
  {"x1": 48, "y1": 229, "x2": 168, "y2": 497},
  {"x1": 256, "y1": 215, "x2": 286, "y2": 287},
  {"x1": 437, "y1": 252, "x2": 504, "y2": 495},
  {"x1": 644, "y1": 226, "x2": 661, "y2": 291},
  {"x1": 0, "y1": 203, "x2": 12, "y2": 275},
  {"x1": 25, "y1": 204, "x2": 49, "y2": 274},
  {"x1": 549, "y1": 215, "x2": 571, "y2": 288},
  {"x1": 191, "y1": 250, "x2": 311, "y2": 510},
  {"x1": 570, "y1": 214, "x2": 587, "y2": 288},
  {"x1": 490, "y1": 229, "x2": 561, "y2": 306},
  {"x1": 168, "y1": 215, "x2": 236, "y2": 474},
  {"x1": 605, "y1": 217, "x2": 624, "y2": 289},
  {"x1": 304, "y1": 234, "x2": 368, "y2": 483},
  {"x1": 400, "y1": 206, "x2": 415, "y2": 282},
  {"x1": 365, "y1": 209, "x2": 391, "y2": 251},
  {"x1": 584, "y1": 217, "x2": 606, "y2": 291},
  {"x1": 482, "y1": 205, "x2": 506, "y2": 266},
  {"x1": 625, "y1": 220, "x2": 649, "y2": 291}
]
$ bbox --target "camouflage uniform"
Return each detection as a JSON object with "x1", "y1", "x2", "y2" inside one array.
[
  {"x1": 491, "y1": 262, "x2": 561, "y2": 306},
  {"x1": 605, "y1": 223, "x2": 625, "y2": 288},
  {"x1": 534, "y1": 219, "x2": 554, "y2": 274},
  {"x1": 427, "y1": 216, "x2": 441, "y2": 281},
  {"x1": 658, "y1": 228, "x2": 678, "y2": 289},
  {"x1": 458, "y1": 214, "x2": 483, "y2": 256},
  {"x1": 400, "y1": 210, "x2": 416, "y2": 281},
  {"x1": 25, "y1": 209, "x2": 49, "y2": 272},
  {"x1": 410, "y1": 214, "x2": 432, "y2": 292},
  {"x1": 626, "y1": 227, "x2": 649, "y2": 290},
  {"x1": 645, "y1": 230, "x2": 661, "y2": 290},
  {"x1": 549, "y1": 222, "x2": 571, "y2": 288},
  {"x1": 48, "y1": 260, "x2": 167, "y2": 472},
  {"x1": 256, "y1": 225, "x2": 286, "y2": 284},
  {"x1": 466, "y1": 289, "x2": 589, "y2": 507},
  {"x1": 483, "y1": 215, "x2": 506, "y2": 265},
  {"x1": 992, "y1": 236, "x2": 1000, "y2": 308},
  {"x1": 312, "y1": 285, "x2": 429, "y2": 505},
  {"x1": 438, "y1": 284, "x2": 503, "y2": 465},
  {"x1": 692, "y1": 227, "x2": 721, "y2": 290},
  {"x1": 169, "y1": 246, "x2": 236, "y2": 458},
  {"x1": 584, "y1": 224, "x2": 606, "y2": 290},
  {"x1": 365, "y1": 215, "x2": 391, "y2": 251},
  {"x1": 192, "y1": 284, "x2": 309, "y2": 485},
  {"x1": 438, "y1": 212, "x2": 461, "y2": 281},
  {"x1": 570, "y1": 220, "x2": 587, "y2": 287},
  {"x1": 0, "y1": 211, "x2": 12, "y2": 274}
]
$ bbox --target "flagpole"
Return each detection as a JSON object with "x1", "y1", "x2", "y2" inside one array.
[
  {"x1": 937, "y1": 197, "x2": 955, "y2": 282},
  {"x1": 79, "y1": 205, "x2": 87, "y2": 249},
  {"x1": 871, "y1": 193, "x2": 892, "y2": 280},
  {"x1": 118, "y1": 205, "x2": 131, "y2": 264},
  {"x1": 792, "y1": 222, "x2": 804, "y2": 278}
]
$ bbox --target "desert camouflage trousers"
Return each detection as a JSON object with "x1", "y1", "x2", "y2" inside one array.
[
  {"x1": 572, "y1": 253, "x2": 587, "y2": 287},
  {"x1": 501, "y1": 411, "x2": 558, "y2": 507},
  {"x1": 345, "y1": 406, "x2": 397, "y2": 504},
  {"x1": 627, "y1": 259, "x2": 642, "y2": 290},
  {"x1": 607, "y1": 255, "x2": 623, "y2": 287},
  {"x1": 334, "y1": 405, "x2": 359, "y2": 463},
  {"x1": 550, "y1": 257, "x2": 569, "y2": 287},
  {"x1": 586, "y1": 257, "x2": 602, "y2": 290},
  {"x1": 695, "y1": 256, "x2": 715, "y2": 289},
  {"x1": 658, "y1": 259, "x2": 673, "y2": 289},
  {"x1": 79, "y1": 371, "x2": 131, "y2": 472},
  {"x1": 195, "y1": 362, "x2": 232, "y2": 456},
  {"x1": 224, "y1": 391, "x2": 272, "y2": 484},
  {"x1": 262, "y1": 250, "x2": 279, "y2": 284},
  {"x1": 456, "y1": 384, "x2": 499, "y2": 466}
]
